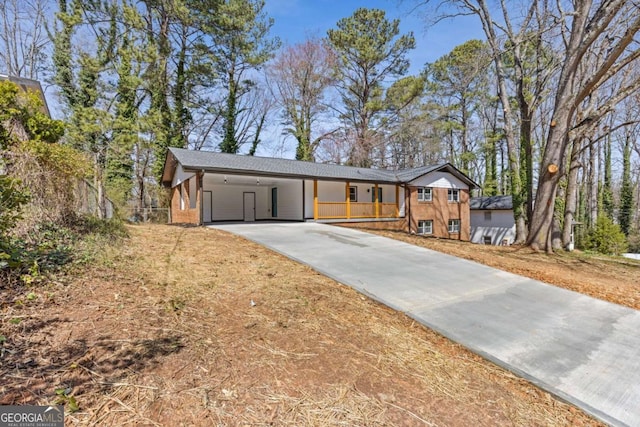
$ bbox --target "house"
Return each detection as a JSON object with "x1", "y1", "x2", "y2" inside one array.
[
  {"x1": 470, "y1": 195, "x2": 516, "y2": 245},
  {"x1": 161, "y1": 148, "x2": 478, "y2": 240}
]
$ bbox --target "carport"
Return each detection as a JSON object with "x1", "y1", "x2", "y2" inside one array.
[
  {"x1": 161, "y1": 148, "x2": 405, "y2": 225},
  {"x1": 201, "y1": 173, "x2": 304, "y2": 222}
]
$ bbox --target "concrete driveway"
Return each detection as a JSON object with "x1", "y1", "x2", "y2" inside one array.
[{"x1": 210, "y1": 222, "x2": 640, "y2": 427}]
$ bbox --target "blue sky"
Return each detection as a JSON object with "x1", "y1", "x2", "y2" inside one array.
[{"x1": 264, "y1": 0, "x2": 485, "y2": 74}]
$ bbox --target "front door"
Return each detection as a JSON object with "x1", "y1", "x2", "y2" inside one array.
[
  {"x1": 243, "y1": 192, "x2": 255, "y2": 222},
  {"x1": 271, "y1": 187, "x2": 278, "y2": 218}
]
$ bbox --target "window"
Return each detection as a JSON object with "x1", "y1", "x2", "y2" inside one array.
[
  {"x1": 483, "y1": 235, "x2": 492, "y2": 245},
  {"x1": 448, "y1": 219, "x2": 460, "y2": 233},
  {"x1": 417, "y1": 220, "x2": 433, "y2": 235},
  {"x1": 371, "y1": 187, "x2": 382, "y2": 202},
  {"x1": 484, "y1": 211, "x2": 492, "y2": 221},
  {"x1": 349, "y1": 186, "x2": 357, "y2": 202},
  {"x1": 417, "y1": 187, "x2": 432, "y2": 202},
  {"x1": 448, "y1": 189, "x2": 460, "y2": 202}
]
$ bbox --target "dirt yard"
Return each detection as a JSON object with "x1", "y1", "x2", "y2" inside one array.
[{"x1": 3, "y1": 223, "x2": 635, "y2": 426}]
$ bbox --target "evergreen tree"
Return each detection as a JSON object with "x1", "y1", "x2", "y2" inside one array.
[
  {"x1": 619, "y1": 134, "x2": 634, "y2": 236},
  {"x1": 327, "y1": 8, "x2": 415, "y2": 167}
]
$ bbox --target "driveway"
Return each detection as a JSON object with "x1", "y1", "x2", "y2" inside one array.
[{"x1": 210, "y1": 222, "x2": 640, "y2": 427}]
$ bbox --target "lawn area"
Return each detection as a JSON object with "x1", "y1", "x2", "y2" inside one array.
[{"x1": 0, "y1": 224, "x2": 611, "y2": 426}]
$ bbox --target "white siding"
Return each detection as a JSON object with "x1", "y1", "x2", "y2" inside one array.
[
  {"x1": 209, "y1": 185, "x2": 270, "y2": 221},
  {"x1": 470, "y1": 210, "x2": 516, "y2": 245},
  {"x1": 411, "y1": 171, "x2": 469, "y2": 189},
  {"x1": 304, "y1": 180, "x2": 314, "y2": 219},
  {"x1": 270, "y1": 179, "x2": 303, "y2": 220},
  {"x1": 171, "y1": 164, "x2": 195, "y2": 188},
  {"x1": 318, "y1": 181, "x2": 346, "y2": 201}
]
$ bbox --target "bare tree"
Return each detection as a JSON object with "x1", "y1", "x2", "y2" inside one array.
[
  {"x1": 267, "y1": 38, "x2": 337, "y2": 161},
  {"x1": 0, "y1": 0, "x2": 50, "y2": 79},
  {"x1": 528, "y1": 1, "x2": 640, "y2": 252},
  {"x1": 412, "y1": 0, "x2": 557, "y2": 243}
]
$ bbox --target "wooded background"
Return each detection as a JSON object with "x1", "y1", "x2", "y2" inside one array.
[{"x1": 1, "y1": 0, "x2": 638, "y2": 253}]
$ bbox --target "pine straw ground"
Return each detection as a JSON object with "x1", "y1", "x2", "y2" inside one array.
[{"x1": 3, "y1": 223, "x2": 635, "y2": 426}]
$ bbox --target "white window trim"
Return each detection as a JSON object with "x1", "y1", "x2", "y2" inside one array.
[
  {"x1": 418, "y1": 187, "x2": 432, "y2": 202},
  {"x1": 417, "y1": 219, "x2": 433, "y2": 235},
  {"x1": 349, "y1": 186, "x2": 357, "y2": 202},
  {"x1": 448, "y1": 219, "x2": 460, "y2": 233},
  {"x1": 448, "y1": 189, "x2": 460, "y2": 203}
]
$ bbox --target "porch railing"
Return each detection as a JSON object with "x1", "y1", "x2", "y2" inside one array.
[{"x1": 316, "y1": 202, "x2": 398, "y2": 219}]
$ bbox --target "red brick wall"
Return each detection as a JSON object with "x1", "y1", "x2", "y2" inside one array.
[
  {"x1": 170, "y1": 175, "x2": 201, "y2": 224},
  {"x1": 406, "y1": 187, "x2": 470, "y2": 241}
]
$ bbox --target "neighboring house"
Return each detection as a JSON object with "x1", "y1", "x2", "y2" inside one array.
[
  {"x1": 470, "y1": 195, "x2": 516, "y2": 245},
  {"x1": 161, "y1": 148, "x2": 478, "y2": 240},
  {"x1": 0, "y1": 74, "x2": 51, "y2": 117}
]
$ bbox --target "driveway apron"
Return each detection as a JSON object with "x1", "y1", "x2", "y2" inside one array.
[{"x1": 210, "y1": 222, "x2": 640, "y2": 427}]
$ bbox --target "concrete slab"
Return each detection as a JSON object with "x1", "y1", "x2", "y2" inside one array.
[{"x1": 210, "y1": 222, "x2": 640, "y2": 427}]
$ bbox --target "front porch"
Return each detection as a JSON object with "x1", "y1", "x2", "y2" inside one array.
[{"x1": 311, "y1": 180, "x2": 402, "y2": 220}]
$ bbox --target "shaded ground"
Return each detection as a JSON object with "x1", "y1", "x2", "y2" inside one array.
[{"x1": 0, "y1": 224, "x2": 617, "y2": 425}]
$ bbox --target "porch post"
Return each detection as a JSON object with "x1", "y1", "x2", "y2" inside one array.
[
  {"x1": 313, "y1": 180, "x2": 318, "y2": 220},
  {"x1": 346, "y1": 181, "x2": 351, "y2": 219},
  {"x1": 375, "y1": 183, "x2": 379, "y2": 218},
  {"x1": 395, "y1": 184, "x2": 400, "y2": 217}
]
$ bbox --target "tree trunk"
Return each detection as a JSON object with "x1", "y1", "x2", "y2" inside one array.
[
  {"x1": 527, "y1": 112, "x2": 569, "y2": 251},
  {"x1": 589, "y1": 140, "x2": 599, "y2": 227},
  {"x1": 563, "y1": 138, "x2": 583, "y2": 248}
]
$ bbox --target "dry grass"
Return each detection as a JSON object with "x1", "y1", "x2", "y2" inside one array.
[{"x1": 0, "y1": 224, "x2": 606, "y2": 426}]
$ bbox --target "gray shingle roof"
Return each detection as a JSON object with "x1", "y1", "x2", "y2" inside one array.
[
  {"x1": 163, "y1": 147, "x2": 478, "y2": 188},
  {"x1": 470, "y1": 195, "x2": 513, "y2": 210}
]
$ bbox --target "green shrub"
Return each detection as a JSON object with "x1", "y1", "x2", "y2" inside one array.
[
  {"x1": 583, "y1": 216, "x2": 628, "y2": 255},
  {"x1": 0, "y1": 175, "x2": 30, "y2": 234},
  {"x1": 0, "y1": 215, "x2": 128, "y2": 288}
]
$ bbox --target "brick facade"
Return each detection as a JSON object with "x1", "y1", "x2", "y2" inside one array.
[
  {"x1": 406, "y1": 186, "x2": 470, "y2": 241},
  {"x1": 170, "y1": 174, "x2": 201, "y2": 224}
]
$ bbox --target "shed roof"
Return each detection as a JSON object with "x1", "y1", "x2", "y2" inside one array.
[
  {"x1": 162, "y1": 147, "x2": 478, "y2": 188},
  {"x1": 470, "y1": 195, "x2": 513, "y2": 210}
]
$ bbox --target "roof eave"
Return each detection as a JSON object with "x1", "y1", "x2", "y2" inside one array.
[{"x1": 180, "y1": 165, "x2": 399, "y2": 184}]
